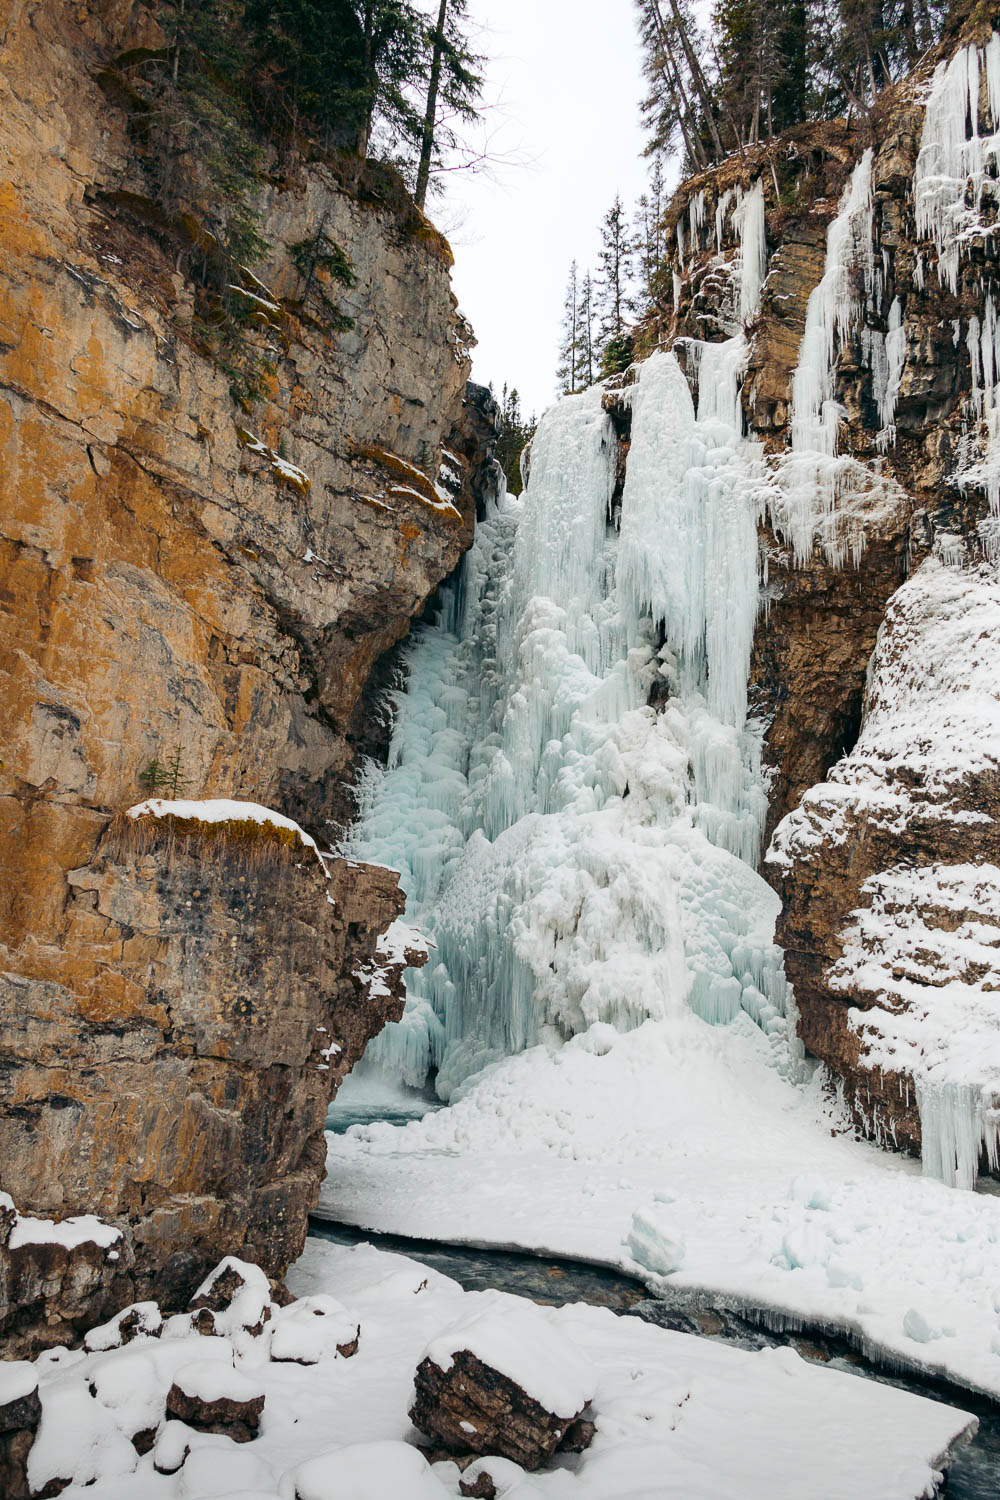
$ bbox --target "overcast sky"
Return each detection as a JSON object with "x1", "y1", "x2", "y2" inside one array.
[{"x1": 431, "y1": 0, "x2": 658, "y2": 420}]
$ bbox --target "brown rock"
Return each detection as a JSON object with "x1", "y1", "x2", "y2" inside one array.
[
  {"x1": 460, "y1": 1473, "x2": 498, "y2": 1499},
  {"x1": 0, "y1": 0, "x2": 493, "y2": 1354},
  {"x1": 410, "y1": 1351, "x2": 589, "y2": 1473},
  {"x1": 166, "y1": 1373, "x2": 265, "y2": 1444},
  {"x1": 0, "y1": 1377, "x2": 40, "y2": 1500}
]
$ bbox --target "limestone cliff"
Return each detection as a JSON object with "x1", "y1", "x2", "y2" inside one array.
[
  {"x1": 0, "y1": 0, "x2": 492, "y2": 1348},
  {"x1": 651, "y1": 22, "x2": 1000, "y2": 1180}
]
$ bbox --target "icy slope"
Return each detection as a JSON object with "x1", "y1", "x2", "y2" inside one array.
[{"x1": 322, "y1": 1014, "x2": 1000, "y2": 1398}]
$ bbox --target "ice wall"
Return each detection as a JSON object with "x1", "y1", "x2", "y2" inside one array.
[
  {"x1": 915, "y1": 37, "x2": 1000, "y2": 508},
  {"x1": 344, "y1": 179, "x2": 794, "y2": 1099}
]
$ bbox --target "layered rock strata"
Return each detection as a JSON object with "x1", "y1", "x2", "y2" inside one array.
[
  {"x1": 0, "y1": 818, "x2": 428, "y2": 1356},
  {"x1": 0, "y1": 0, "x2": 486, "y2": 1347}
]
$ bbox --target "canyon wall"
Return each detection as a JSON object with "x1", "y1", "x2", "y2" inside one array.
[
  {"x1": 658, "y1": 22, "x2": 1000, "y2": 1177},
  {"x1": 0, "y1": 0, "x2": 490, "y2": 1348}
]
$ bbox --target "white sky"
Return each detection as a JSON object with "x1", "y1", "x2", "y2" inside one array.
[{"x1": 432, "y1": 0, "x2": 656, "y2": 420}]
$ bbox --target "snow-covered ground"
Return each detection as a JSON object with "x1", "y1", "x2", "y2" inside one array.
[
  {"x1": 30, "y1": 1237, "x2": 976, "y2": 1499},
  {"x1": 320, "y1": 1015, "x2": 1000, "y2": 1399}
]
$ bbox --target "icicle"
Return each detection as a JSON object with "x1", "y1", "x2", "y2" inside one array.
[
  {"x1": 767, "y1": 150, "x2": 904, "y2": 567},
  {"x1": 918, "y1": 1081, "x2": 1000, "y2": 1191},
  {"x1": 914, "y1": 39, "x2": 1000, "y2": 293},
  {"x1": 688, "y1": 189, "x2": 706, "y2": 249},
  {"x1": 875, "y1": 297, "x2": 906, "y2": 452},
  {"x1": 733, "y1": 180, "x2": 767, "y2": 324}
]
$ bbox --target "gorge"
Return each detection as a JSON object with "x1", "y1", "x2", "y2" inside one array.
[{"x1": 4, "y1": 1, "x2": 1000, "y2": 1496}]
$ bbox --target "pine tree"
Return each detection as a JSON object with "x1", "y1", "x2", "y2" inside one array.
[
  {"x1": 595, "y1": 197, "x2": 634, "y2": 350},
  {"x1": 556, "y1": 260, "x2": 583, "y2": 396},
  {"x1": 633, "y1": 156, "x2": 668, "y2": 315},
  {"x1": 496, "y1": 385, "x2": 536, "y2": 496},
  {"x1": 414, "y1": 0, "x2": 484, "y2": 208},
  {"x1": 579, "y1": 273, "x2": 596, "y2": 390}
]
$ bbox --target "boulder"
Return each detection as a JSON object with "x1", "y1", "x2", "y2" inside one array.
[
  {"x1": 166, "y1": 1366, "x2": 265, "y2": 1443},
  {"x1": 410, "y1": 1302, "x2": 596, "y2": 1472},
  {"x1": 0, "y1": 1364, "x2": 41, "y2": 1500}
]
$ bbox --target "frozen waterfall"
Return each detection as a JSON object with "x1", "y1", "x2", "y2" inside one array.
[{"x1": 345, "y1": 330, "x2": 791, "y2": 1100}]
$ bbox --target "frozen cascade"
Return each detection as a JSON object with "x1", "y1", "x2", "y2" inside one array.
[
  {"x1": 914, "y1": 36, "x2": 1000, "y2": 296},
  {"x1": 767, "y1": 149, "x2": 906, "y2": 567},
  {"x1": 915, "y1": 34, "x2": 1000, "y2": 509},
  {"x1": 345, "y1": 348, "x2": 791, "y2": 1101},
  {"x1": 734, "y1": 180, "x2": 767, "y2": 323}
]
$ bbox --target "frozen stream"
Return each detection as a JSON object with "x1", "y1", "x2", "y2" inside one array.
[{"x1": 310, "y1": 1215, "x2": 999, "y2": 1499}]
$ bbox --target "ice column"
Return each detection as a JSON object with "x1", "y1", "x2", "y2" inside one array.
[
  {"x1": 770, "y1": 149, "x2": 900, "y2": 567},
  {"x1": 914, "y1": 36, "x2": 1000, "y2": 294}
]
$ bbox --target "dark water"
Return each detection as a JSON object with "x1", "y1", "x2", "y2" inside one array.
[
  {"x1": 325, "y1": 1096, "x2": 441, "y2": 1134},
  {"x1": 308, "y1": 1216, "x2": 1000, "y2": 1498}
]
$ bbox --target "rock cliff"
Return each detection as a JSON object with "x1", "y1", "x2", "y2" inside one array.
[
  {"x1": 655, "y1": 22, "x2": 1000, "y2": 1182},
  {"x1": 0, "y1": 0, "x2": 491, "y2": 1348}
]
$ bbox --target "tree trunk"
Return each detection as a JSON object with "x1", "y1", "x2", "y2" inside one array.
[
  {"x1": 359, "y1": 0, "x2": 375, "y2": 157},
  {"x1": 415, "y1": 0, "x2": 448, "y2": 209},
  {"x1": 652, "y1": 8, "x2": 709, "y2": 169},
  {"x1": 653, "y1": 0, "x2": 725, "y2": 159}
]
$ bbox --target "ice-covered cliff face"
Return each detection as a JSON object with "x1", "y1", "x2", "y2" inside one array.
[{"x1": 348, "y1": 29, "x2": 1000, "y2": 1189}]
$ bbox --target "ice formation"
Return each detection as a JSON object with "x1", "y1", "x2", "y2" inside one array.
[
  {"x1": 914, "y1": 36, "x2": 1000, "y2": 506},
  {"x1": 346, "y1": 271, "x2": 790, "y2": 1097},
  {"x1": 914, "y1": 36, "x2": 1000, "y2": 295},
  {"x1": 764, "y1": 150, "x2": 905, "y2": 566}
]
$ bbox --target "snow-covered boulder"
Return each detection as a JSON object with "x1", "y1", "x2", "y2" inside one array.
[
  {"x1": 287, "y1": 1440, "x2": 449, "y2": 1499},
  {"x1": 268, "y1": 1294, "x2": 360, "y2": 1364},
  {"x1": 166, "y1": 1363, "x2": 265, "y2": 1443},
  {"x1": 188, "y1": 1258, "x2": 274, "y2": 1339},
  {"x1": 410, "y1": 1296, "x2": 597, "y2": 1471}
]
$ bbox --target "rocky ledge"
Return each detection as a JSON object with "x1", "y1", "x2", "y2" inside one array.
[{"x1": 0, "y1": 808, "x2": 428, "y2": 1355}]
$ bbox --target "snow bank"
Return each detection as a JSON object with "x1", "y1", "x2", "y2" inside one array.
[
  {"x1": 288, "y1": 1441, "x2": 449, "y2": 1500},
  {"x1": 322, "y1": 1013, "x2": 1000, "y2": 1397}
]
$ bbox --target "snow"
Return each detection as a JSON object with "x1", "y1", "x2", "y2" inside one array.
[
  {"x1": 288, "y1": 1440, "x2": 450, "y2": 1499},
  {"x1": 8, "y1": 1210, "x2": 121, "y2": 1252},
  {"x1": 171, "y1": 1362, "x2": 262, "y2": 1404},
  {"x1": 423, "y1": 1296, "x2": 596, "y2": 1416},
  {"x1": 768, "y1": 555, "x2": 1000, "y2": 1189},
  {"x1": 85, "y1": 1301, "x2": 163, "y2": 1352},
  {"x1": 0, "y1": 1361, "x2": 38, "y2": 1405},
  {"x1": 127, "y1": 798, "x2": 328, "y2": 873},
  {"x1": 268, "y1": 1295, "x2": 359, "y2": 1365},
  {"x1": 321, "y1": 1011, "x2": 1000, "y2": 1395},
  {"x1": 11, "y1": 1235, "x2": 977, "y2": 1497}
]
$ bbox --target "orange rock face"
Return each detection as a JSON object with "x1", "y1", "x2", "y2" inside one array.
[{"x1": 0, "y1": 1, "x2": 488, "y2": 1347}]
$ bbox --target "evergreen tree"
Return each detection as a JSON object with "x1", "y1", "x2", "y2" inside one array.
[
  {"x1": 579, "y1": 272, "x2": 596, "y2": 389},
  {"x1": 556, "y1": 260, "x2": 583, "y2": 396},
  {"x1": 496, "y1": 385, "x2": 536, "y2": 496},
  {"x1": 595, "y1": 196, "x2": 634, "y2": 350},
  {"x1": 414, "y1": 0, "x2": 484, "y2": 208},
  {"x1": 633, "y1": 155, "x2": 668, "y2": 314}
]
